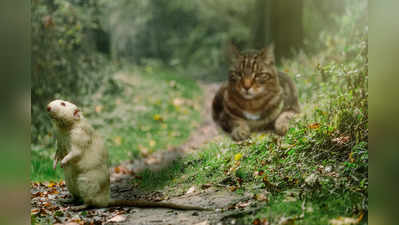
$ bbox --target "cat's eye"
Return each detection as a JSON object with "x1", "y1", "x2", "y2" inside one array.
[
  {"x1": 256, "y1": 72, "x2": 271, "y2": 80},
  {"x1": 229, "y1": 71, "x2": 240, "y2": 81}
]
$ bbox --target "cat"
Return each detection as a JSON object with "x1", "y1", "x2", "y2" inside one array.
[{"x1": 212, "y1": 43, "x2": 300, "y2": 141}]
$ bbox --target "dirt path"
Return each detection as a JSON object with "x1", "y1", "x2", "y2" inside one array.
[{"x1": 113, "y1": 82, "x2": 221, "y2": 175}]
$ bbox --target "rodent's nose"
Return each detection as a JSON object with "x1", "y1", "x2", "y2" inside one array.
[{"x1": 47, "y1": 106, "x2": 51, "y2": 112}]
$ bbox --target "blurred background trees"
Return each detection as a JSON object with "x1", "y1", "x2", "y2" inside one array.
[{"x1": 32, "y1": 0, "x2": 365, "y2": 143}]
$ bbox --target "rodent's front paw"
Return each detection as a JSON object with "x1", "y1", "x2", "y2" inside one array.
[
  {"x1": 60, "y1": 159, "x2": 68, "y2": 168},
  {"x1": 231, "y1": 127, "x2": 250, "y2": 141},
  {"x1": 53, "y1": 159, "x2": 58, "y2": 170}
]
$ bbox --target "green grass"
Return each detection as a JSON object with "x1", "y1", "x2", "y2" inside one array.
[{"x1": 31, "y1": 66, "x2": 202, "y2": 182}]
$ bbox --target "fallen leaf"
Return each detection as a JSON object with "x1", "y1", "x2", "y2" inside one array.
[
  {"x1": 186, "y1": 186, "x2": 196, "y2": 195},
  {"x1": 329, "y1": 217, "x2": 360, "y2": 225},
  {"x1": 349, "y1": 152, "x2": 355, "y2": 163},
  {"x1": 138, "y1": 144, "x2": 149, "y2": 156},
  {"x1": 194, "y1": 221, "x2": 209, "y2": 225},
  {"x1": 47, "y1": 182, "x2": 57, "y2": 188},
  {"x1": 234, "y1": 153, "x2": 243, "y2": 161},
  {"x1": 149, "y1": 140, "x2": 156, "y2": 147},
  {"x1": 107, "y1": 215, "x2": 127, "y2": 223},
  {"x1": 255, "y1": 193, "x2": 268, "y2": 202},
  {"x1": 253, "y1": 218, "x2": 269, "y2": 225},
  {"x1": 173, "y1": 98, "x2": 185, "y2": 106},
  {"x1": 113, "y1": 136, "x2": 122, "y2": 146},
  {"x1": 229, "y1": 186, "x2": 238, "y2": 192},
  {"x1": 95, "y1": 105, "x2": 103, "y2": 113},
  {"x1": 237, "y1": 201, "x2": 250, "y2": 208},
  {"x1": 332, "y1": 136, "x2": 350, "y2": 145},
  {"x1": 201, "y1": 184, "x2": 212, "y2": 189},
  {"x1": 153, "y1": 114, "x2": 163, "y2": 121},
  {"x1": 308, "y1": 123, "x2": 320, "y2": 129},
  {"x1": 31, "y1": 208, "x2": 40, "y2": 215}
]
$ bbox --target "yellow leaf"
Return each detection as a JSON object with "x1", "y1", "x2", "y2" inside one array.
[
  {"x1": 308, "y1": 123, "x2": 320, "y2": 129},
  {"x1": 234, "y1": 153, "x2": 243, "y2": 161},
  {"x1": 153, "y1": 114, "x2": 163, "y2": 121},
  {"x1": 149, "y1": 140, "x2": 156, "y2": 147},
  {"x1": 95, "y1": 105, "x2": 103, "y2": 113},
  {"x1": 47, "y1": 182, "x2": 56, "y2": 188},
  {"x1": 113, "y1": 136, "x2": 122, "y2": 146}
]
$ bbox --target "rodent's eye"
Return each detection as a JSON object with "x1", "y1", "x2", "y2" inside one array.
[{"x1": 61, "y1": 102, "x2": 66, "y2": 106}]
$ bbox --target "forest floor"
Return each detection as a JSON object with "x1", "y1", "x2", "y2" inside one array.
[
  {"x1": 31, "y1": 74, "x2": 266, "y2": 225},
  {"x1": 31, "y1": 68, "x2": 367, "y2": 224}
]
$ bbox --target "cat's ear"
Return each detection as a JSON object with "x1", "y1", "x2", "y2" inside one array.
[
  {"x1": 259, "y1": 43, "x2": 275, "y2": 64},
  {"x1": 227, "y1": 42, "x2": 241, "y2": 62}
]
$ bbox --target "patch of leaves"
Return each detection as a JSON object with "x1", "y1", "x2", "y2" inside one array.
[{"x1": 31, "y1": 181, "x2": 133, "y2": 225}]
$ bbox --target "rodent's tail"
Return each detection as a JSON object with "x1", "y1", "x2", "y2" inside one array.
[{"x1": 109, "y1": 199, "x2": 212, "y2": 211}]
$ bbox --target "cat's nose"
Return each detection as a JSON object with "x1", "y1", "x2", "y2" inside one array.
[{"x1": 243, "y1": 79, "x2": 252, "y2": 90}]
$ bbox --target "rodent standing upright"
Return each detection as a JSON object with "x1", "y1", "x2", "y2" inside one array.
[{"x1": 47, "y1": 99, "x2": 210, "y2": 211}]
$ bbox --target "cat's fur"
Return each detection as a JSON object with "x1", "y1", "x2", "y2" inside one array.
[{"x1": 212, "y1": 44, "x2": 300, "y2": 141}]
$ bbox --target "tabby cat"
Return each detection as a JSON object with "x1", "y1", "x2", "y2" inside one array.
[{"x1": 212, "y1": 44, "x2": 300, "y2": 141}]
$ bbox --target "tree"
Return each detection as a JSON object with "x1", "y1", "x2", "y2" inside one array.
[{"x1": 252, "y1": 0, "x2": 304, "y2": 62}]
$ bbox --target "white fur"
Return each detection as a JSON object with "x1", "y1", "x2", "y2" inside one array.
[{"x1": 243, "y1": 111, "x2": 261, "y2": 120}]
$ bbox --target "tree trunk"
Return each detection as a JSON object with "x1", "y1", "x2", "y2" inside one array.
[
  {"x1": 271, "y1": 0, "x2": 304, "y2": 62},
  {"x1": 252, "y1": 0, "x2": 272, "y2": 49}
]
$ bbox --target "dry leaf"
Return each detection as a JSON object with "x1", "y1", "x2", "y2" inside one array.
[
  {"x1": 194, "y1": 221, "x2": 209, "y2": 225},
  {"x1": 173, "y1": 98, "x2": 185, "y2": 106},
  {"x1": 113, "y1": 136, "x2": 122, "y2": 146},
  {"x1": 255, "y1": 193, "x2": 268, "y2": 202},
  {"x1": 149, "y1": 140, "x2": 156, "y2": 147},
  {"x1": 107, "y1": 215, "x2": 127, "y2": 223},
  {"x1": 229, "y1": 186, "x2": 238, "y2": 192},
  {"x1": 329, "y1": 217, "x2": 359, "y2": 225},
  {"x1": 47, "y1": 182, "x2": 57, "y2": 188},
  {"x1": 186, "y1": 186, "x2": 196, "y2": 195},
  {"x1": 253, "y1": 218, "x2": 269, "y2": 225},
  {"x1": 332, "y1": 136, "x2": 350, "y2": 145},
  {"x1": 95, "y1": 105, "x2": 103, "y2": 113},
  {"x1": 153, "y1": 114, "x2": 163, "y2": 121},
  {"x1": 308, "y1": 123, "x2": 320, "y2": 129},
  {"x1": 201, "y1": 183, "x2": 212, "y2": 189},
  {"x1": 237, "y1": 201, "x2": 250, "y2": 208}
]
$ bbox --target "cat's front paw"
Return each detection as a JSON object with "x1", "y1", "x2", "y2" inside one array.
[
  {"x1": 274, "y1": 122, "x2": 289, "y2": 136},
  {"x1": 231, "y1": 127, "x2": 250, "y2": 141},
  {"x1": 274, "y1": 111, "x2": 296, "y2": 136}
]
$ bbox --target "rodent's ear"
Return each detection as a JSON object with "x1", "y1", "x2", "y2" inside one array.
[{"x1": 73, "y1": 108, "x2": 81, "y2": 119}]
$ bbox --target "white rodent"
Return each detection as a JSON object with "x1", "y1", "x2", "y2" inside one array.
[{"x1": 47, "y1": 99, "x2": 210, "y2": 211}]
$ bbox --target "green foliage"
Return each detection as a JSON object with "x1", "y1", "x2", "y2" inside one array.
[
  {"x1": 106, "y1": 0, "x2": 256, "y2": 80},
  {"x1": 32, "y1": 0, "x2": 109, "y2": 144}
]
